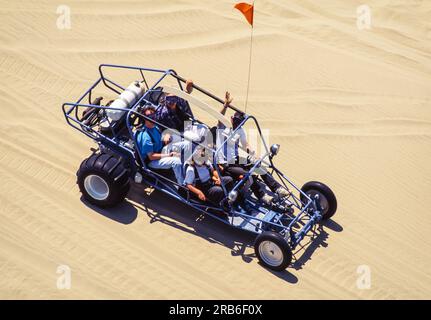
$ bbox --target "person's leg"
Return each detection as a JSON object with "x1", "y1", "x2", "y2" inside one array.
[
  {"x1": 250, "y1": 176, "x2": 267, "y2": 198},
  {"x1": 220, "y1": 175, "x2": 234, "y2": 191},
  {"x1": 207, "y1": 185, "x2": 225, "y2": 206},
  {"x1": 223, "y1": 165, "x2": 274, "y2": 205},
  {"x1": 162, "y1": 139, "x2": 193, "y2": 162},
  {"x1": 260, "y1": 172, "x2": 290, "y2": 197},
  {"x1": 224, "y1": 165, "x2": 267, "y2": 199},
  {"x1": 260, "y1": 172, "x2": 281, "y2": 192},
  {"x1": 223, "y1": 165, "x2": 252, "y2": 196},
  {"x1": 247, "y1": 174, "x2": 276, "y2": 205},
  {"x1": 148, "y1": 157, "x2": 184, "y2": 184},
  {"x1": 223, "y1": 165, "x2": 246, "y2": 179},
  {"x1": 172, "y1": 140, "x2": 193, "y2": 163}
]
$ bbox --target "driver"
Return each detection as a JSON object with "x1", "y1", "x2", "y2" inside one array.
[{"x1": 216, "y1": 92, "x2": 290, "y2": 206}]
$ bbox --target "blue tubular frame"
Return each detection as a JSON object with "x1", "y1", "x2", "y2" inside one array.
[
  {"x1": 62, "y1": 64, "x2": 323, "y2": 249},
  {"x1": 213, "y1": 114, "x2": 321, "y2": 247}
]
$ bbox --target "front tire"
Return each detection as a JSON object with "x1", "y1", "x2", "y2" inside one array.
[
  {"x1": 254, "y1": 232, "x2": 292, "y2": 271},
  {"x1": 301, "y1": 181, "x2": 337, "y2": 220},
  {"x1": 77, "y1": 153, "x2": 130, "y2": 208}
]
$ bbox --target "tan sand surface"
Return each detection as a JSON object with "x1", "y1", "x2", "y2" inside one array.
[{"x1": 0, "y1": 0, "x2": 430, "y2": 299}]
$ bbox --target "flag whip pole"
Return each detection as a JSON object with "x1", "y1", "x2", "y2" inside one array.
[
  {"x1": 244, "y1": 19, "x2": 254, "y2": 113},
  {"x1": 234, "y1": 1, "x2": 255, "y2": 113}
]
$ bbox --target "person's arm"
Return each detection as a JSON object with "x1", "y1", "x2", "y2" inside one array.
[
  {"x1": 176, "y1": 100, "x2": 193, "y2": 122},
  {"x1": 185, "y1": 79, "x2": 194, "y2": 94},
  {"x1": 239, "y1": 129, "x2": 254, "y2": 156},
  {"x1": 162, "y1": 132, "x2": 172, "y2": 145},
  {"x1": 220, "y1": 91, "x2": 232, "y2": 116},
  {"x1": 184, "y1": 166, "x2": 206, "y2": 201},
  {"x1": 218, "y1": 91, "x2": 233, "y2": 127},
  {"x1": 245, "y1": 141, "x2": 253, "y2": 154},
  {"x1": 147, "y1": 151, "x2": 179, "y2": 161},
  {"x1": 187, "y1": 184, "x2": 206, "y2": 201},
  {"x1": 212, "y1": 169, "x2": 221, "y2": 185}
]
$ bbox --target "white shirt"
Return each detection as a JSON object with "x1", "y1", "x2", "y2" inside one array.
[
  {"x1": 184, "y1": 161, "x2": 213, "y2": 185},
  {"x1": 216, "y1": 124, "x2": 247, "y2": 164},
  {"x1": 183, "y1": 123, "x2": 208, "y2": 144}
]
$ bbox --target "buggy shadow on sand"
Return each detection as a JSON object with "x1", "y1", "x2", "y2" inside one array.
[{"x1": 62, "y1": 64, "x2": 339, "y2": 271}]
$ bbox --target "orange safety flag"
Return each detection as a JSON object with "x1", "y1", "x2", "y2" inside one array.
[{"x1": 234, "y1": 2, "x2": 254, "y2": 27}]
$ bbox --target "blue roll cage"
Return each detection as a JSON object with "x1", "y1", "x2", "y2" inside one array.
[{"x1": 62, "y1": 64, "x2": 323, "y2": 248}]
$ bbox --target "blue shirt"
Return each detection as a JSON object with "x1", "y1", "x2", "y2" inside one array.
[{"x1": 136, "y1": 126, "x2": 163, "y2": 161}]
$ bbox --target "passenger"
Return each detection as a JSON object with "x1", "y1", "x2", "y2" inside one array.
[
  {"x1": 184, "y1": 148, "x2": 234, "y2": 207},
  {"x1": 155, "y1": 79, "x2": 194, "y2": 133},
  {"x1": 183, "y1": 121, "x2": 213, "y2": 151},
  {"x1": 136, "y1": 104, "x2": 191, "y2": 185},
  {"x1": 216, "y1": 92, "x2": 290, "y2": 205}
]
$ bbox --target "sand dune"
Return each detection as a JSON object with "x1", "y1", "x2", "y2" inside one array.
[{"x1": 1, "y1": 0, "x2": 430, "y2": 299}]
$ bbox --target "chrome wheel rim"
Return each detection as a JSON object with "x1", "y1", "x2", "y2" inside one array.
[
  {"x1": 307, "y1": 190, "x2": 329, "y2": 214},
  {"x1": 258, "y1": 240, "x2": 284, "y2": 267},
  {"x1": 84, "y1": 175, "x2": 109, "y2": 201}
]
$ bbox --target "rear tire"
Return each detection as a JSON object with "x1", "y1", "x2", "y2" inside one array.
[
  {"x1": 300, "y1": 181, "x2": 337, "y2": 220},
  {"x1": 254, "y1": 232, "x2": 292, "y2": 271},
  {"x1": 77, "y1": 153, "x2": 130, "y2": 208}
]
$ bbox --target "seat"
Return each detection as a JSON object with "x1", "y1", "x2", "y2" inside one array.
[{"x1": 146, "y1": 86, "x2": 164, "y2": 105}]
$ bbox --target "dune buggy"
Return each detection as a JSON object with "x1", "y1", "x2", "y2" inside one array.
[{"x1": 62, "y1": 64, "x2": 338, "y2": 271}]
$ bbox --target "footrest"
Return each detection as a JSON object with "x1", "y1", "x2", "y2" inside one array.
[{"x1": 262, "y1": 210, "x2": 278, "y2": 223}]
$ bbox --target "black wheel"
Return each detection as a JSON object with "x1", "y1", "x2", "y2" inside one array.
[
  {"x1": 254, "y1": 232, "x2": 292, "y2": 271},
  {"x1": 77, "y1": 153, "x2": 130, "y2": 208},
  {"x1": 300, "y1": 181, "x2": 337, "y2": 220}
]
